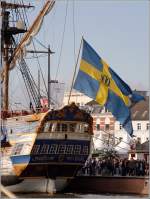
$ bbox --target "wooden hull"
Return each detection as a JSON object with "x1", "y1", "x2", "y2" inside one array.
[{"x1": 65, "y1": 176, "x2": 149, "y2": 195}]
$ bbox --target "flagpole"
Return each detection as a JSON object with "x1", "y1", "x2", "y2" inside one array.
[{"x1": 67, "y1": 36, "x2": 84, "y2": 105}]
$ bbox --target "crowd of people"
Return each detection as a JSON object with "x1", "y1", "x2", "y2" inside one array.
[{"x1": 78, "y1": 157, "x2": 149, "y2": 177}]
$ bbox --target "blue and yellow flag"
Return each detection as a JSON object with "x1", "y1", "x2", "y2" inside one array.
[{"x1": 73, "y1": 39, "x2": 144, "y2": 136}]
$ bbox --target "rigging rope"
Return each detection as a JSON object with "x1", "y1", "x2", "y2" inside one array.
[
  {"x1": 8, "y1": 1, "x2": 31, "y2": 109},
  {"x1": 99, "y1": 129, "x2": 133, "y2": 147},
  {"x1": 92, "y1": 134, "x2": 130, "y2": 152},
  {"x1": 16, "y1": 67, "x2": 30, "y2": 107},
  {"x1": 25, "y1": 54, "x2": 47, "y2": 59},
  {"x1": 67, "y1": 0, "x2": 78, "y2": 104},
  {"x1": 68, "y1": 37, "x2": 83, "y2": 105},
  {"x1": 21, "y1": 0, "x2": 48, "y2": 97},
  {"x1": 34, "y1": 37, "x2": 48, "y2": 50},
  {"x1": 72, "y1": 0, "x2": 76, "y2": 65},
  {"x1": 55, "y1": 0, "x2": 69, "y2": 81}
]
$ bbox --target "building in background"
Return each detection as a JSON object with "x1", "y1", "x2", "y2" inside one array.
[
  {"x1": 128, "y1": 140, "x2": 149, "y2": 162},
  {"x1": 63, "y1": 90, "x2": 92, "y2": 107},
  {"x1": 115, "y1": 94, "x2": 149, "y2": 143},
  {"x1": 93, "y1": 93, "x2": 149, "y2": 154}
]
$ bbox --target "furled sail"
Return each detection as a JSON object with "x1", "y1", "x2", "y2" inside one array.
[
  {"x1": 9, "y1": 0, "x2": 55, "y2": 70},
  {"x1": 1, "y1": 0, "x2": 55, "y2": 78}
]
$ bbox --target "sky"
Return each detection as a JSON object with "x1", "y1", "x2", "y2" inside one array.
[{"x1": 9, "y1": 0, "x2": 149, "y2": 108}]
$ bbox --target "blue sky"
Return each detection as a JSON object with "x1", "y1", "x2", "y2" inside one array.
[{"x1": 9, "y1": 0, "x2": 149, "y2": 108}]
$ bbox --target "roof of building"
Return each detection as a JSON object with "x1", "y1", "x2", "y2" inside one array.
[
  {"x1": 85, "y1": 95, "x2": 149, "y2": 121},
  {"x1": 136, "y1": 140, "x2": 149, "y2": 151},
  {"x1": 131, "y1": 96, "x2": 149, "y2": 120}
]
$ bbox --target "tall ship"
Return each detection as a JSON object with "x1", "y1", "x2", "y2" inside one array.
[{"x1": 1, "y1": 0, "x2": 93, "y2": 193}]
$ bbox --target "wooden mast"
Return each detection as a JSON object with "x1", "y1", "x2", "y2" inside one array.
[
  {"x1": 1, "y1": 0, "x2": 55, "y2": 113},
  {"x1": 1, "y1": 1, "x2": 33, "y2": 112},
  {"x1": 3, "y1": 45, "x2": 9, "y2": 111}
]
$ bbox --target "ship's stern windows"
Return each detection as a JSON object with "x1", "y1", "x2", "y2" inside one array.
[
  {"x1": 69, "y1": 123, "x2": 76, "y2": 132},
  {"x1": 44, "y1": 122, "x2": 53, "y2": 132},
  {"x1": 62, "y1": 123, "x2": 68, "y2": 132},
  {"x1": 56, "y1": 123, "x2": 61, "y2": 132},
  {"x1": 42, "y1": 121, "x2": 90, "y2": 134},
  {"x1": 43, "y1": 122, "x2": 68, "y2": 133},
  {"x1": 83, "y1": 123, "x2": 89, "y2": 133}
]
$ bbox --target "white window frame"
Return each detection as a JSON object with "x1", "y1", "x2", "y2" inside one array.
[
  {"x1": 146, "y1": 123, "x2": 150, "y2": 130},
  {"x1": 31, "y1": 145, "x2": 40, "y2": 154},
  {"x1": 49, "y1": 144, "x2": 58, "y2": 154},
  {"x1": 40, "y1": 144, "x2": 50, "y2": 154},
  {"x1": 58, "y1": 145, "x2": 66, "y2": 154},
  {"x1": 82, "y1": 146, "x2": 89, "y2": 155},
  {"x1": 137, "y1": 123, "x2": 141, "y2": 130},
  {"x1": 65, "y1": 145, "x2": 74, "y2": 154},
  {"x1": 74, "y1": 145, "x2": 81, "y2": 155}
]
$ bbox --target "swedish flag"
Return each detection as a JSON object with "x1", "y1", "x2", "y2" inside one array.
[{"x1": 73, "y1": 39, "x2": 144, "y2": 135}]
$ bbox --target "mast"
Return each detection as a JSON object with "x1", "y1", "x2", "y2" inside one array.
[
  {"x1": 1, "y1": 1, "x2": 32, "y2": 112},
  {"x1": 1, "y1": 0, "x2": 55, "y2": 112},
  {"x1": 27, "y1": 46, "x2": 55, "y2": 109},
  {"x1": 38, "y1": 70, "x2": 41, "y2": 106},
  {"x1": 48, "y1": 45, "x2": 51, "y2": 108}
]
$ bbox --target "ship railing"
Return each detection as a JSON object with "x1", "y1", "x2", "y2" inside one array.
[{"x1": 1, "y1": 110, "x2": 33, "y2": 118}]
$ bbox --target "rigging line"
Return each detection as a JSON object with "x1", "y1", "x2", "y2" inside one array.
[
  {"x1": 68, "y1": 37, "x2": 83, "y2": 105},
  {"x1": 34, "y1": 37, "x2": 48, "y2": 50},
  {"x1": 15, "y1": 7, "x2": 24, "y2": 26},
  {"x1": 15, "y1": 67, "x2": 30, "y2": 107},
  {"x1": 13, "y1": 8, "x2": 22, "y2": 45},
  {"x1": 32, "y1": 39, "x2": 48, "y2": 97},
  {"x1": 21, "y1": 1, "x2": 48, "y2": 96},
  {"x1": 12, "y1": 64, "x2": 32, "y2": 108},
  {"x1": 17, "y1": 59, "x2": 57, "y2": 106},
  {"x1": 19, "y1": 0, "x2": 28, "y2": 29},
  {"x1": 92, "y1": 135, "x2": 130, "y2": 152},
  {"x1": 11, "y1": 4, "x2": 15, "y2": 27},
  {"x1": 16, "y1": 59, "x2": 37, "y2": 107},
  {"x1": 55, "y1": 0, "x2": 69, "y2": 81},
  {"x1": 10, "y1": 3, "x2": 18, "y2": 45},
  {"x1": 72, "y1": 0, "x2": 76, "y2": 65},
  {"x1": 16, "y1": 59, "x2": 48, "y2": 98},
  {"x1": 20, "y1": 58, "x2": 41, "y2": 107},
  {"x1": 25, "y1": 54, "x2": 47, "y2": 59},
  {"x1": 51, "y1": 1, "x2": 56, "y2": 51},
  {"x1": 99, "y1": 129, "x2": 133, "y2": 146},
  {"x1": 12, "y1": 39, "x2": 40, "y2": 107},
  {"x1": 29, "y1": 39, "x2": 48, "y2": 97}
]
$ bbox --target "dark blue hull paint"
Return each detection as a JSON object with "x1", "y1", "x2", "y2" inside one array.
[{"x1": 11, "y1": 139, "x2": 91, "y2": 178}]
